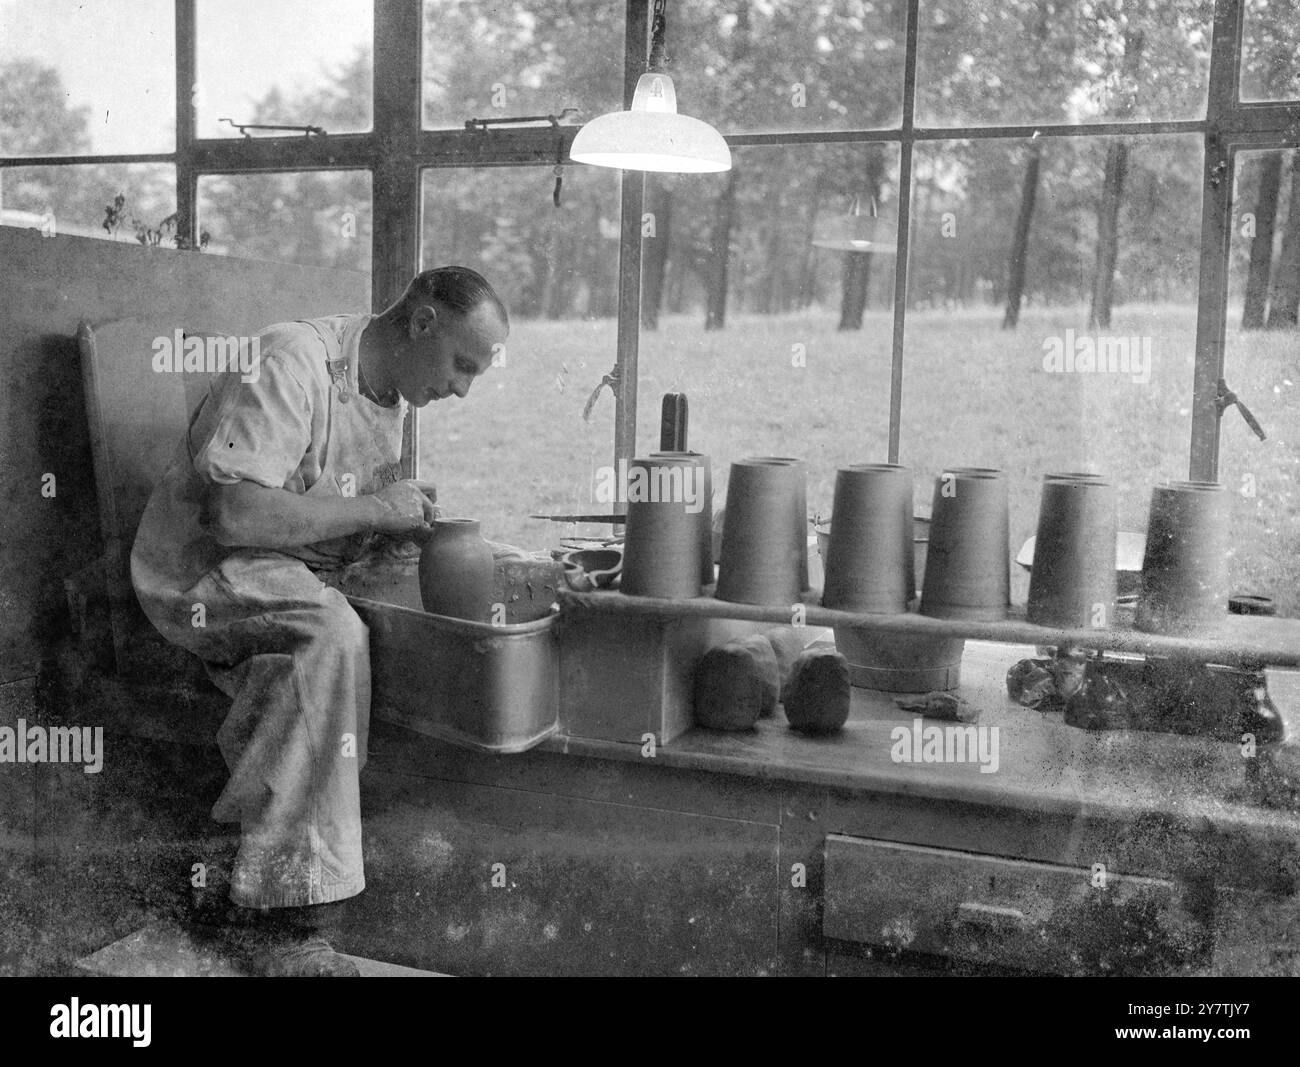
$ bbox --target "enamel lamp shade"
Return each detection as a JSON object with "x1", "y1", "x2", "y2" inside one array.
[
  {"x1": 569, "y1": 72, "x2": 731, "y2": 174},
  {"x1": 812, "y1": 198, "x2": 898, "y2": 253}
]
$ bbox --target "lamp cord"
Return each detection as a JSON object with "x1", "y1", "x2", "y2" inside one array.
[{"x1": 648, "y1": 0, "x2": 669, "y2": 72}]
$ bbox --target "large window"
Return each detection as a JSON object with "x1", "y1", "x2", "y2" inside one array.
[
  {"x1": 422, "y1": 0, "x2": 624, "y2": 130},
  {"x1": 636, "y1": 143, "x2": 899, "y2": 527},
  {"x1": 0, "y1": 0, "x2": 176, "y2": 157},
  {"x1": 902, "y1": 134, "x2": 1204, "y2": 602},
  {"x1": 195, "y1": 0, "x2": 373, "y2": 138},
  {"x1": 1221, "y1": 147, "x2": 1300, "y2": 616},
  {"x1": 198, "y1": 170, "x2": 372, "y2": 270},
  {"x1": 419, "y1": 164, "x2": 622, "y2": 549},
  {"x1": 1, "y1": 0, "x2": 1298, "y2": 609},
  {"x1": 916, "y1": 0, "x2": 1213, "y2": 127}
]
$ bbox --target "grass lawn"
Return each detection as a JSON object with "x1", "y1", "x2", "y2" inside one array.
[{"x1": 420, "y1": 303, "x2": 1299, "y2": 616}]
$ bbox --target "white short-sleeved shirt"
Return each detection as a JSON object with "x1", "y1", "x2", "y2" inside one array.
[{"x1": 131, "y1": 313, "x2": 406, "y2": 620}]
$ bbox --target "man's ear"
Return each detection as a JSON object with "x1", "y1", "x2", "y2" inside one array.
[{"x1": 409, "y1": 303, "x2": 438, "y2": 338}]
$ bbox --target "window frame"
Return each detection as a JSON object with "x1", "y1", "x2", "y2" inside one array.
[{"x1": 1, "y1": 0, "x2": 1295, "y2": 483}]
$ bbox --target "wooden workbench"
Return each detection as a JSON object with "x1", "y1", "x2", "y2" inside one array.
[{"x1": 350, "y1": 638, "x2": 1300, "y2": 976}]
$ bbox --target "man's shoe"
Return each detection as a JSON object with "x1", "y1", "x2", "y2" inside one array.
[{"x1": 256, "y1": 934, "x2": 360, "y2": 978}]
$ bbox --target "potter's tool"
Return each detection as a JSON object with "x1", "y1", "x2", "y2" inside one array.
[
  {"x1": 660, "y1": 393, "x2": 689, "y2": 451},
  {"x1": 531, "y1": 513, "x2": 627, "y2": 523},
  {"x1": 560, "y1": 547, "x2": 623, "y2": 592}
]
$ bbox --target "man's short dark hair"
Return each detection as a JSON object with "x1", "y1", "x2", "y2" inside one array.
[{"x1": 398, "y1": 266, "x2": 509, "y2": 330}]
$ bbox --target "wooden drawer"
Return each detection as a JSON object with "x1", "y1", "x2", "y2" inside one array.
[{"x1": 823, "y1": 834, "x2": 1200, "y2": 974}]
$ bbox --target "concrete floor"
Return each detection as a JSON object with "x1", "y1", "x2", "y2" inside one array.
[{"x1": 0, "y1": 671, "x2": 430, "y2": 976}]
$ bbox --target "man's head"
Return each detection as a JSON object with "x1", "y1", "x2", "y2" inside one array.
[{"x1": 379, "y1": 266, "x2": 509, "y2": 407}]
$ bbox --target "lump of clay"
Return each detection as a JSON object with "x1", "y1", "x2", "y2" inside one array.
[
  {"x1": 694, "y1": 635, "x2": 780, "y2": 730},
  {"x1": 763, "y1": 626, "x2": 806, "y2": 702},
  {"x1": 784, "y1": 647, "x2": 851, "y2": 735}
]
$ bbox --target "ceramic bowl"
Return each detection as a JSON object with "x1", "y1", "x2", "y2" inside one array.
[{"x1": 560, "y1": 547, "x2": 624, "y2": 592}]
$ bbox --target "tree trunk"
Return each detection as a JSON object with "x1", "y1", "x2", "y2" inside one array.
[
  {"x1": 1002, "y1": 141, "x2": 1042, "y2": 329},
  {"x1": 795, "y1": 174, "x2": 824, "y2": 309},
  {"x1": 837, "y1": 148, "x2": 886, "y2": 330},
  {"x1": 837, "y1": 253, "x2": 873, "y2": 330},
  {"x1": 1088, "y1": 28, "x2": 1145, "y2": 330},
  {"x1": 1242, "y1": 152, "x2": 1283, "y2": 329},
  {"x1": 1088, "y1": 141, "x2": 1129, "y2": 329},
  {"x1": 641, "y1": 177, "x2": 672, "y2": 330},
  {"x1": 704, "y1": 168, "x2": 739, "y2": 331},
  {"x1": 541, "y1": 217, "x2": 569, "y2": 319},
  {"x1": 759, "y1": 220, "x2": 785, "y2": 314},
  {"x1": 1266, "y1": 153, "x2": 1300, "y2": 329}
]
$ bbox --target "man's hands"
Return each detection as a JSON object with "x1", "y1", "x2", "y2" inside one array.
[
  {"x1": 209, "y1": 478, "x2": 439, "y2": 550},
  {"x1": 369, "y1": 479, "x2": 439, "y2": 537}
]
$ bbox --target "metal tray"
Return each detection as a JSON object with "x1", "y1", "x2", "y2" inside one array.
[{"x1": 348, "y1": 595, "x2": 559, "y2": 754}]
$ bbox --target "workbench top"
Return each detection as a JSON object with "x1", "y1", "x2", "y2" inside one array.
[{"x1": 540, "y1": 640, "x2": 1300, "y2": 835}]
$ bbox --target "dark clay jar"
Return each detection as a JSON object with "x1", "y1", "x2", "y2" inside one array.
[{"x1": 419, "y1": 518, "x2": 494, "y2": 622}]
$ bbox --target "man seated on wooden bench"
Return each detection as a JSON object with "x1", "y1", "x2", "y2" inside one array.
[{"x1": 130, "y1": 266, "x2": 509, "y2": 976}]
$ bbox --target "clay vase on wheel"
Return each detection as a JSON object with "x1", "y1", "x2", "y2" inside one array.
[{"x1": 419, "y1": 518, "x2": 494, "y2": 622}]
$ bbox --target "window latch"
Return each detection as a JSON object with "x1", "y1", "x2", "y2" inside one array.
[
  {"x1": 583, "y1": 366, "x2": 620, "y2": 422},
  {"x1": 218, "y1": 118, "x2": 326, "y2": 138},
  {"x1": 1216, "y1": 378, "x2": 1267, "y2": 441}
]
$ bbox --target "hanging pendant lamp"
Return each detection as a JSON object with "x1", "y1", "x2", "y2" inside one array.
[
  {"x1": 570, "y1": 0, "x2": 731, "y2": 174},
  {"x1": 812, "y1": 197, "x2": 898, "y2": 253}
]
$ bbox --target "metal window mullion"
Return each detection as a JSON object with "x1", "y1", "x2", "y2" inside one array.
[
  {"x1": 888, "y1": 0, "x2": 921, "y2": 464},
  {"x1": 1190, "y1": 0, "x2": 1248, "y2": 480},
  {"x1": 613, "y1": 0, "x2": 650, "y2": 469},
  {"x1": 372, "y1": 0, "x2": 423, "y2": 478},
  {"x1": 175, "y1": 0, "x2": 197, "y2": 247},
  {"x1": 189, "y1": 134, "x2": 376, "y2": 173}
]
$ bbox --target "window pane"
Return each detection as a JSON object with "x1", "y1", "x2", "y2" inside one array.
[
  {"x1": 0, "y1": 0, "x2": 175, "y2": 156},
  {"x1": 195, "y1": 0, "x2": 372, "y2": 139},
  {"x1": 666, "y1": 0, "x2": 906, "y2": 133},
  {"x1": 0, "y1": 164, "x2": 175, "y2": 242},
  {"x1": 902, "y1": 135, "x2": 1203, "y2": 603},
  {"x1": 1222, "y1": 148, "x2": 1300, "y2": 616},
  {"x1": 638, "y1": 143, "x2": 899, "y2": 537},
  {"x1": 916, "y1": 0, "x2": 1213, "y2": 128},
  {"x1": 198, "y1": 171, "x2": 372, "y2": 271},
  {"x1": 419, "y1": 165, "x2": 622, "y2": 551},
  {"x1": 423, "y1": 0, "x2": 624, "y2": 130},
  {"x1": 1241, "y1": 0, "x2": 1300, "y2": 102}
]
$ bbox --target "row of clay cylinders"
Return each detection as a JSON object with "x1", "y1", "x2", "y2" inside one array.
[
  {"x1": 819, "y1": 464, "x2": 1012, "y2": 620},
  {"x1": 715, "y1": 457, "x2": 810, "y2": 605},
  {"x1": 620, "y1": 452, "x2": 714, "y2": 598}
]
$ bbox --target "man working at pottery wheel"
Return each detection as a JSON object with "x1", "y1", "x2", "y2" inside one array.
[{"x1": 131, "y1": 266, "x2": 510, "y2": 976}]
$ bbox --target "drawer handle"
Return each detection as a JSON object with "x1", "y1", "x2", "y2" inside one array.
[{"x1": 955, "y1": 902, "x2": 1029, "y2": 932}]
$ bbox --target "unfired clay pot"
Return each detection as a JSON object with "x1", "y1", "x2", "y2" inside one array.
[
  {"x1": 715, "y1": 457, "x2": 805, "y2": 606},
  {"x1": 620, "y1": 455, "x2": 703, "y2": 598},
  {"x1": 419, "y1": 518, "x2": 494, "y2": 622},
  {"x1": 1027, "y1": 472, "x2": 1118, "y2": 629},
  {"x1": 649, "y1": 450, "x2": 714, "y2": 587},
  {"x1": 1135, "y1": 481, "x2": 1230, "y2": 636},
  {"x1": 822, "y1": 463, "x2": 913, "y2": 614},
  {"x1": 920, "y1": 467, "x2": 1010, "y2": 621},
  {"x1": 764, "y1": 456, "x2": 810, "y2": 591}
]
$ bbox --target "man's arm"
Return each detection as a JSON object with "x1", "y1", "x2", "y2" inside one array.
[{"x1": 210, "y1": 479, "x2": 439, "y2": 549}]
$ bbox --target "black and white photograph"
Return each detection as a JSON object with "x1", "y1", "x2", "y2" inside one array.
[{"x1": 0, "y1": 0, "x2": 1298, "y2": 1016}]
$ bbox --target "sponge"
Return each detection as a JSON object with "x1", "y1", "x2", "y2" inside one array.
[
  {"x1": 694, "y1": 635, "x2": 780, "y2": 730},
  {"x1": 783, "y1": 647, "x2": 851, "y2": 734}
]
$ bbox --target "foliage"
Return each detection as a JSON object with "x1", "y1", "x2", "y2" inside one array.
[{"x1": 101, "y1": 192, "x2": 210, "y2": 251}]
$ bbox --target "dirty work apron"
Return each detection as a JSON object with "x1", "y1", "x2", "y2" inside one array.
[{"x1": 180, "y1": 316, "x2": 406, "y2": 908}]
